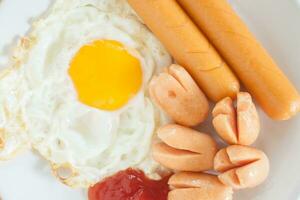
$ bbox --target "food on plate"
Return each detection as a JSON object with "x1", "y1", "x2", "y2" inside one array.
[
  {"x1": 128, "y1": 0, "x2": 240, "y2": 102},
  {"x1": 88, "y1": 168, "x2": 170, "y2": 200},
  {"x1": 149, "y1": 64, "x2": 209, "y2": 126},
  {"x1": 69, "y1": 40, "x2": 143, "y2": 111},
  {"x1": 1, "y1": 0, "x2": 292, "y2": 198},
  {"x1": 0, "y1": 48, "x2": 29, "y2": 160},
  {"x1": 177, "y1": 0, "x2": 300, "y2": 120},
  {"x1": 152, "y1": 124, "x2": 217, "y2": 171},
  {"x1": 157, "y1": 124, "x2": 217, "y2": 155},
  {"x1": 0, "y1": 0, "x2": 172, "y2": 187},
  {"x1": 168, "y1": 172, "x2": 233, "y2": 200},
  {"x1": 214, "y1": 145, "x2": 270, "y2": 189},
  {"x1": 212, "y1": 92, "x2": 260, "y2": 145}
]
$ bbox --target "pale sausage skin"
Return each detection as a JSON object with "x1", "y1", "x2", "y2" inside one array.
[
  {"x1": 149, "y1": 64, "x2": 209, "y2": 126},
  {"x1": 168, "y1": 172, "x2": 233, "y2": 200},
  {"x1": 212, "y1": 92, "x2": 260, "y2": 145},
  {"x1": 152, "y1": 124, "x2": 217, "y2": 172},
  {"x1": 214, "y1": 145, "x2": 270, "y2": 189}
]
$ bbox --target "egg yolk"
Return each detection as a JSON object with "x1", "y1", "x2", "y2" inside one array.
[{"x1": 69, "y1": 40, "x2": 142, "y2": 111}]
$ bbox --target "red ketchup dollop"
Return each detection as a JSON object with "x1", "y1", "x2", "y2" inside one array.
[{"x1": 88, "y1": 169, "x2": 170, "y2": 200}]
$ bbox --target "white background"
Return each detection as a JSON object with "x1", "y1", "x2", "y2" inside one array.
[{"x1": 0, "y1": 0, "x2": 300, "y2": 200}]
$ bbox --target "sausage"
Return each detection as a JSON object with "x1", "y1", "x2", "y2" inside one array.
[
  {"x1": 177, "y1": 0, "x2": 300, "y2": 120},
  {"x1": 149, "y1": 64, "x2": 209, "y2": 126},
  {"x1": 214, "y1": 145, "x2": 270, "y2": 189},
  {"x1": 168, "y1": 172, "x2": 233, "y2": 200},
  {"x1": 128, "y1": 0, "x2": 240, "y2": 101},
  {"x1": 152, "y1": 124, "x2": 217, "y2": 171},
  {"x1": 212, "y1": 92, "x2": 260, "y2": 145}
]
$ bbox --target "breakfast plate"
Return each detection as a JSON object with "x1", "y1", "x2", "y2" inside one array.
[{"x1": 0, "y1": 0, "x2": 300, "y2": 200}]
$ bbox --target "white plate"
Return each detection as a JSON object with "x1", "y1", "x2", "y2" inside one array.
[{"x1": 0, "y1": 0, "x2": 300, "y2": 200}]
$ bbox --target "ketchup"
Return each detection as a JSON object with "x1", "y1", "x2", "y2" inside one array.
[{"x1": 88, "y1": 169, "x2": 170, "y2": 200}]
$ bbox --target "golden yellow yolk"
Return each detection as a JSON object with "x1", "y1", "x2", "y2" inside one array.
[{"x1": 69, "y1": 40, "x2": 142, "y2": 111}]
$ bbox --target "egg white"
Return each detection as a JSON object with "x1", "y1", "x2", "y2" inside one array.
[
  {"x1": 0, "y1": 0, "x2": 172, "y2": 187},
  {"x1": 0, "y1": 67, "x2": 28, "y2": 160}
]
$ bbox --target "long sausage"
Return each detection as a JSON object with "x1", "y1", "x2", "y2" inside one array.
[
  {"x1": 177, "y1": 0, "x2": 300, "y2": 120},
  {"x1": 128, "y1": 0, "x2": 240, "y2": 101}
]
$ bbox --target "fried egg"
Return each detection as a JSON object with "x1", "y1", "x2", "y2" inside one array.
[{"x1": 0, "y1": 0, "x2": 172, "y2": 187}]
